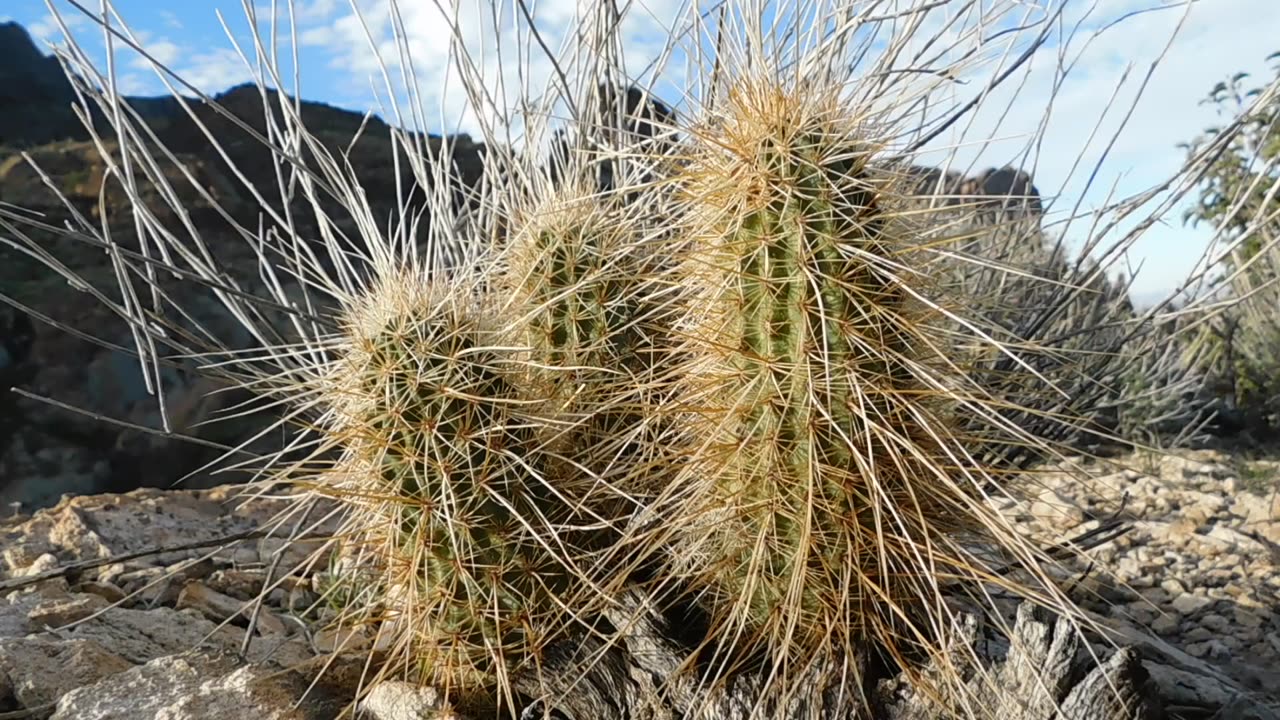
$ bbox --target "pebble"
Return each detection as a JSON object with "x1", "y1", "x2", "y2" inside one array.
[
  {"x1": 1151, "y1": 615, "x2": 1180, "y2": 635},
  {"x1": 175, "y1": 581, "x2": 286, "y2": 636}
]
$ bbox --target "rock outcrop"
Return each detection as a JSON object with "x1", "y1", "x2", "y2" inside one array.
[{"x1": 0, "y1": 22, "x2": 82, "y2": 147}]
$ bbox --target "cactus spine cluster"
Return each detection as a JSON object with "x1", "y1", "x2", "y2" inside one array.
[
  {"x1": 322, "y1": 156, "x2": 673, "y2": 708},
  {"x1": 674, "y1": 85, "x2": 906, "y2": 638}
]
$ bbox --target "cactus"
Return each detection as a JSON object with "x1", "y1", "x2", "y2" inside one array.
[
  {"x1": 494, "y1": 148, "x2": 681, "y2": 506},
  {"x1": 321, "y1": 275, "x2": 607, "y2": 707},
  {"x1": 654, "y1": 80, "x2": 1078, "y2": 704}
]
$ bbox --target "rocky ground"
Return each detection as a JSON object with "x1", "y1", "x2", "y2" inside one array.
[
  {"x1": 1011, "y1": 449, "x2": 1280, "y2": 708},
  {"x1": 0, "y1": 485, "x2": 451, "y2": 719},
  {"x1": 0, "y1": 449, "x2": 1276, "y2": 718}
]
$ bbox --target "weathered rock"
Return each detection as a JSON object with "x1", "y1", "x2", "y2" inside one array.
[
  {"x1": 0, "y1": 485, "x2": 340, "y2": 580},
  {"x1": 360, "y1": 681, "x2": 458, "y2": 720},
  {"x1": 0, "y1": 484, "x2": 343, "y2": 716},
  {"x1": 49, "y1": 650, "x2": 363, "y2": 720},
  {"x1": 175, "y1": 581, "x2": 287, "y2": 636},
  {"x1": 0, "y1": 637, "x2": 133, "y2": 717}
]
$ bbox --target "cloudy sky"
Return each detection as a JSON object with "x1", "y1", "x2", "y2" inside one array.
[{"x1": 5, "y1": 0, "x2": 1278, "y2": 303}]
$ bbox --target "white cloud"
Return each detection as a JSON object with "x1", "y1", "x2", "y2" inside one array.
[
  {"x1": 172, "y1": 46, "x2": 256, "y2": 94},
  {"x1": 110, "y1": 26, "x2": 255, "y2": 96},
  {"x1": 293, "y1": 0, "x2": 691, "y2": 138},
  {"x1": 114, "y1": 72, "x2": 156, "y2": 96},
  {"x1": 128, "y1": 37, "x2": 182, "y2": 69},
  {"x1": 159, "y1": 10, "x2": 183, "y2": 30},
  {"x1": 916, "y1": 0, "x2": 1280, "y2": 296},
  {"x1": 298, "y1": 24, "x2": 336, "y2": 47},
  {"x1": 26, "y1": 9, "x2": 89, "y2": 46}
]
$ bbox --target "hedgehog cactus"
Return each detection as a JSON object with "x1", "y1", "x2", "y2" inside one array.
[
  {"x1": 324, "y1": 276, "x2": 604, "y2": 706},
  {"x1": 658, "y1": 81, "x2": 1050, "y2": 694},
  {"x1": 501, "y1": 183, "x2": 655, "y2": 379},
  {"x1": 496, "y1": 176, "x2": 676, "y2": 494}
]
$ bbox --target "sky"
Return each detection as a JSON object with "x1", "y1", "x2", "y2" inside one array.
[{"x1": 5, "y1": 0, "x2": 1279, "y2": 305}]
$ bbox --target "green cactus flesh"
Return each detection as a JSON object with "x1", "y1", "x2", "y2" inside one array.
[{"x1": 511, "y1": 203, "x2": 653, "y2": 376}]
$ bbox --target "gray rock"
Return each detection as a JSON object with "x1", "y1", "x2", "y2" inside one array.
[
  {"x1": 49, "y1": 650, "x2": 361, "y2": 720},
  {"x1": 175, "y1": 581, "x2": 287, "y2": 636},
  {"x1": 360, "y1": 681, "x2": 458, "y2": 720},
  {"x1": 1171, "y1": 593, "x2": 1213, "y2": 616},
  {"x1": 1151, "y1": 614, "x2": 1180, "y2": 635},
  {"x1": 1201, "y1": 614, "x2": 1231, "y2": 633},
  {"x1": 0, "y1": 637, "x2": 133, "y2": 718}
]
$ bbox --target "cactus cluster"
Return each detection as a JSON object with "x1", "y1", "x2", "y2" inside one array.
[
  {"x1": 301, "y1": 73, "x2": 1097, "y2": 714},
  {"x1": 663, "y1": 85, "x2": 942, "y2": 649},
  {"x1": 319, "y1": 165, "x2": 674, "y2": 709}
]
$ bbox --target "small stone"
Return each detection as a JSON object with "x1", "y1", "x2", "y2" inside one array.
[
  {"x1": 1127, "y1": 574, "x2": 1154, "y2": 589},
  {"x1": 1236, "y1": 626, "x2": 1264, "y2": 644},
  {"x1": 23, "y1": 553, "x2": 60, "y2": 576},
  {"x1": 119, "y1": 570, "x2": 180, "y2": 607},
  {"x1": 1198, "y1": 569, "x2": 1232, "y2": 587},
  {"x1": 1233, "y1": 608, "x2": 1266, "y2": 629},
  {"x1": 1200, "y1": 613, "x2": 1231, "y2": 633},
  {"x1": 205, "y1": 569, "x2": 266, "y2": 601},
  {"x1": 313, "y1": 626, "x2": 371, "y2": 654},
  {"x1": 286, "y1": 588, "x2": 319, "y2": 614},
  {"x1": 1205, "y1": 526, "x2": 1266, "y2": 553},
  {"x1": 1164, "y1": 519, "x2": 1198, "y2": 544},
  {"x1": 1170, "y1": 593, "x2": 1212, "y2": 616},
  {"x1": 360, "y1": 681, "x2": 458, "y2": 720},
  {"x1": 1117, "y1": 602, "x2": 1157, "y2": 625},
  {"x1": 1140, "y1": 588, "x2": 1171, "y2": 605},
  {"x1": 168, "y1": 559, "x2": 217, "y2": 583},
  {"x1": 1029, "y1": 489, "x2": 1086, "y2": 529},
  {"x1": 94, "y1": 563, "x2": 127, "y2": 586},
  {"x1": 257, "y1": 537, "x2": 330, "y2": 572},
  {"x1": 175, "y1": 581, "x2": 285, "y2": 636},
  {"x1": 1151, "y1": 615, "x2": 1180, "y2": 635},
  {"x1": 1116, "y1": 556, "x2": 1141, "y2": 577},
  {"x1": 1183, "y1": 626, "x2": 1213, "y2": 642},
  {"x1": 1231, "y1": 493, "x2": 1280, "y2": 524},
  {"x1": 1185, "y1": 639, "x2": 1231, "y2": 659},
  {"x1": 74, "y1": 581, "x2": 128, "y2": 605},
  {"x1": 28, "y1": 595, "x2": 111, "y2": 629}
]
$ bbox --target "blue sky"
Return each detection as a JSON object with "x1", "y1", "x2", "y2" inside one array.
[{"x1": 6, "y1": 0, "x2": 1279, "y2": 304}]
